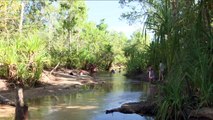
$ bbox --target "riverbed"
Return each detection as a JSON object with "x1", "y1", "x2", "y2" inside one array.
[{"x1": 3, "y1": 72, "x2": 153, "y2": 120}]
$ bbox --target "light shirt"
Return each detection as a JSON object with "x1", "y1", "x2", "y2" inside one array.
[
  {"x1": 149, "y1": 70, "x2": 155, "y2": 79},
  {"x1": 159, "y1": 63, "x2": 165, "y2": 72}
]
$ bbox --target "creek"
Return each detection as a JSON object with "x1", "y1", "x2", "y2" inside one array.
[{"x1": 27, "y1": 72, "x2": 153, "y2": 120}]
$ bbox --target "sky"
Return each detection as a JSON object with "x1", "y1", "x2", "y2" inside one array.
[{"x1": 85, "y1": 1, "x2": 143, "y2": 38}]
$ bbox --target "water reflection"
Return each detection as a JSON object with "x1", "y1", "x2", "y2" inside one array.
[{"x1": 28, "y1": 72, "x2": 152, "y2": 120}]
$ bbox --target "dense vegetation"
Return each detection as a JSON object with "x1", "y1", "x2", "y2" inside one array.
[
  {"x1": 0, "y1": 1, "x2": 128, "y2": 87},
  {"x1": 120, "y1": 0, "x2": 213, "y2": 119},
  {"x1": 0, "y1": 0, "x2": 212, "y2": 119},
  {"x1": 124, "y1": 31, "x2": 150, "y2": 74}
]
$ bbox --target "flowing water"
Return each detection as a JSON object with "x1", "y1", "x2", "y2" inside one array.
[{"x1": 27, "y1": 72, "x2": 153, "y2": 120}]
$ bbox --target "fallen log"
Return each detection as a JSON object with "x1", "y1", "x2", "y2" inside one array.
[
  {"x1": 52, "y1": 72, "x2": 77, "y2": 78},
  {"x1": 106, "y1": 101, "x2": 157, "y2": 116},
  {"x1": 0, "y1": 95, "x2": 15, "y2": 106},
  {"x1": 189, "y1": 107, "x2": 213, "y2": 120},
  {"x1": 106, "y1": 101, "x2": 213, "y2": 120},
  {"x1": 50, "y1": 62, "x2": 60, "y2": 75}
]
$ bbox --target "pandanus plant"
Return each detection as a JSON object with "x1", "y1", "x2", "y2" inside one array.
[
  {"x1": 0, "y1": 32, "x2": 49, "y2": 87},
  {"x1": 119, "y1": 0, "x2": 213, "y2": 119},
  {"x1": 144, "y1": 0, "x2": 213, "y2": 119}
]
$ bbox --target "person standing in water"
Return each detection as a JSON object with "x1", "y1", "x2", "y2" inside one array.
[
  {"x1": 159, "y1": 61, "x2": 165, "y2": 81},
  {"x1": 148, "y1": 65, "x2": 155, "y2": 82}
]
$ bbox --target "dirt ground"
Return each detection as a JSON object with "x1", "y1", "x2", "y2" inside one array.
[{"x1": 0, "y1": 68, "x2": 105, "y2": 119}]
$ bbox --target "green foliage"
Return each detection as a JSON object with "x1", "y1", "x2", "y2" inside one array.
[
  {"x1": 156, "y1": 63, "x2": 188, "y2": 119},
  {"x1": 121, "y1": 0, "x2": 213, "y2": 119},
  {"x1": 0, "y1": 32, "x2": 49, "y2": 87},
  {"x1": 48, "y1": 20, "x2": 128, "y2": 70},
  {"x1": 46, "y1": 1, "x2": 127, "y2": 70},
  {"x1": 0, "y1": 0, "x2": 128, "y2": 88},
  {"x1": 124, "y1": 31, "x2": 150, "y2": 74}
]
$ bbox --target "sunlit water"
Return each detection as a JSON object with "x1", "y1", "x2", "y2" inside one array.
[{"x1": 27, "y1": 72, "x2": 153, "y2": 120}]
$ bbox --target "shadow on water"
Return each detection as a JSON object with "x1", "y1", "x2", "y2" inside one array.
[{"x1": 27, "y1": 71, "x2": 153, "y2": 120}]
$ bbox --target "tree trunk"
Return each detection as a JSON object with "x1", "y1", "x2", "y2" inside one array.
[
  {"x1": 15, "y1": 88, "x2": 28, "y2": 120},
  {"x1": 19, "y1": 1, "x2": 25, "y2": 33},
  {"x1": 171, "y1": 0, "x2": 178, "y2": 18},
  {"x1": 106, "y1": 61, "x2": 113, "y2": 71},
  {"x1": 4, "y1": 1, "x2": 9, "y2": 40}
]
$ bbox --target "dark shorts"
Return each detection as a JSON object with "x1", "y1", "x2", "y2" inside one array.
[{"x1": 160, "y1": 70, "x2": 165, "y2": 75}]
